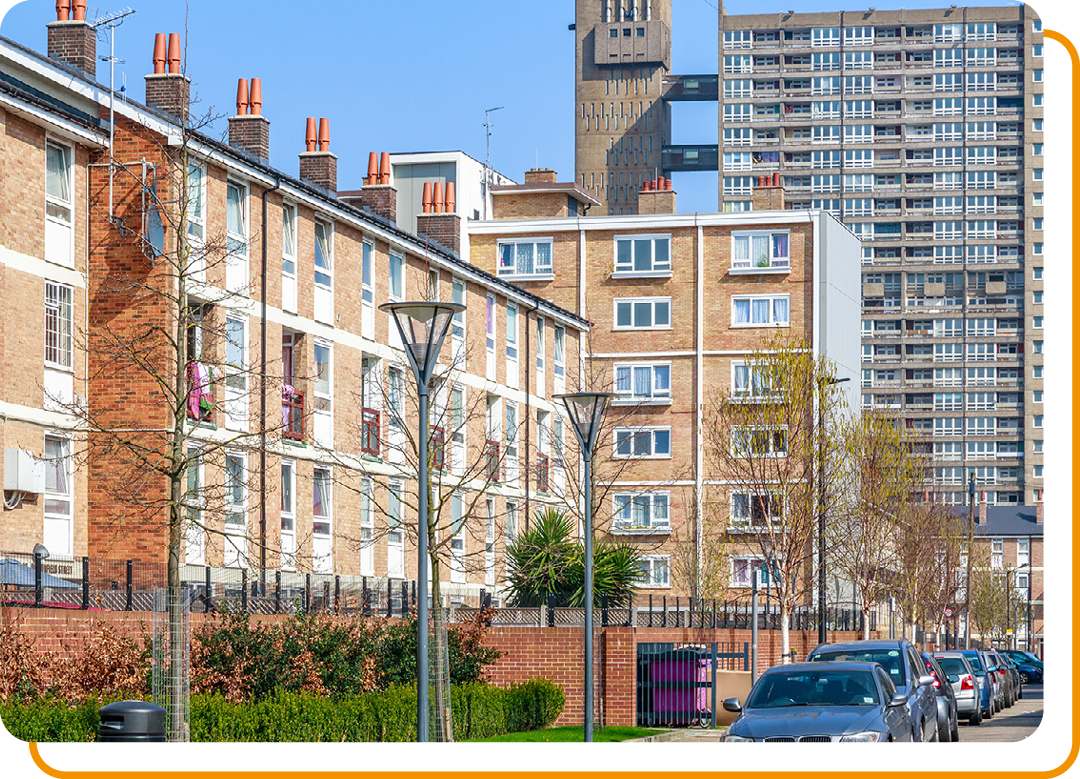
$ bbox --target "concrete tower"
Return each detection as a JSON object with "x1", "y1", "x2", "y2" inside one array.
[{"x1": 575, "y1": 0, "x2": 672, "y2": 214}]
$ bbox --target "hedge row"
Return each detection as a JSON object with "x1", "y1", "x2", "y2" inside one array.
[{"x1": 0, "y1": 679, "x2": 564, "y2": 743}]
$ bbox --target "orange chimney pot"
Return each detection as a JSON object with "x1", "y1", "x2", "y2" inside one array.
[
  {"x1": 72, "y1": 0, "x2": 86, "y2": 22},
  {"x1": 56, "y1": 1, "x2": 71, "y2": 22},
  {"x1": 379, "y1": 151, "x2": 391, "y2": 186},
  {"x1": 304, "y1": 117, "x2": 317, "y2": 152},
  {"x1": 249, "y1": 78, "x2": 262, "y2": 115},
  {"x1": 421, "y1": 182, "x2": 433, "y2": 214},
  {"x1": 445, "y1": 182, "x2": 456, "y2": 213},
  {"x1": 167, "y1": 33, "x2": 181, "y2": 74},
  {"x1": 235, "y1": 78, "x2": 249, "y2": 116},
  {"x1": 317, "y1": 118, "x2": 330, "y2": 152},
  {"x1": 152, "y1": 33, "x2": 166, "y2": 74},
  {"x1": 433, "y1": 182, "x2": 444, "y2": 213},
  {"x1": 366, "y1": 152, "x2": 378, "y2": 186}
]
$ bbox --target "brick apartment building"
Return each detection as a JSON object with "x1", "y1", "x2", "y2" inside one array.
[
  {"x1": 0, "y1": 9, "x2": 588, "y2": 603},
  {"x1": 466, "y1": 168, "x2": 862, "y2": 597},
  {"x1": 575, "y1": 0, "x2": 1045, "y2": 509}
]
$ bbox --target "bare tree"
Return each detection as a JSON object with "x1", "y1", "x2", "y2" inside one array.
[
  {"x1": 702, "y1": 335, "x2": 848, "y2": 659},
  {"x1": 669, "y1": 484, "x2": 731, "y2": 601},
  {"x1": 967, "y1": 546, "x2": 1010, "y2": 647}
]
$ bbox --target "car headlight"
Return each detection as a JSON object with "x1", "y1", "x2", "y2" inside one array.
[
  {"x1": 840, "y1": 731, "x2": 885, "y2": 743},
  {"x1": 723, "y1": 733, "x2": 755, "y2": 742}
]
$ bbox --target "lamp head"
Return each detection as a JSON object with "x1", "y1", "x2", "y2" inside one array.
[
  {"x1": 556, "y1": 392, "x2": 613, "y2": 453},
  {"x1": 33, "y1": 543, "x2": 50, "y2": 559},
  {"x1": 380, "y1": 301, "x2": 465, "y2": 382}
]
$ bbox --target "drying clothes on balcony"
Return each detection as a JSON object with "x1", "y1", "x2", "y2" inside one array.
[{"x1": 187, "y1": 361, "x2": 214, "y2": 421}]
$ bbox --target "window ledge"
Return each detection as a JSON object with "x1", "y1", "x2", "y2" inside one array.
[
  {"x1": 611, "y1": 527, "x2": 671, "y2": 536},
  {"x1": 186, "y1": 420, "x2": 218, "y2": 431},
  {"x1": 612, "y1": 455, "x2": 673, "y2": 461},
  {"x1": 730, "y1": 323, "x2": 791, "y2": 329},
  {"x1": 283, "y1": 438, "x2": 307, "y2": 448},
  {"x1": 498, "y1": 273, "x2": 555, "y2": 282},
  {"x1": 612, "y1": 326, "x2": 674, "y2": 332},
  {"x1": 611, "y1": 398, "x2": 672, "y2": 407},
  {"x1": 637, "y1": 583, "x2": 673, "y2": 589},
  {"x1": 611, "y1": 271, "x2": 673, "y2": 280},
  {"x1": 729, "y1": 267, "x2": 791, "y2": 276}
]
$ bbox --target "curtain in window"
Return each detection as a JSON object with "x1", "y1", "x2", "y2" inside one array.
[
  {"x1": 226, "y1": 185, "x2": 244, "y2": 236},
  {"x1": 752, "y1": 298, "x2": 770, "y2": 323},
  {"x1": 734, "y1": 299, "x2": 750, "y2": 324},
  {"x1": 313, "y1": 470, "x2": 331, "y2": 517},
  {"x1": 535, "y1": 241, "x2": 552, "y2": 272},
  {"x1": 734, "y1": 364, "x2": 749, "y2": 393},
  {"x1": 499, "y1": 244, "x2": 516, "y2": 270},
  {"x1": 652, "y1": 495, "x2": 669, "y2": 526},
  {"x1": 632, "y1": 496, "x2": 650, "y2": 527},
  {"x1": 733, "y1": 235, "x2": 750, "y2": 264},
  {"x1": 654, "y1": 365, "x2": 670, "y2": 395},
  {"x1": 633, "y1": 366, "x2": 652, "y2": 398},
  {"x1": 314, "y1": 344, "x2": 330, "y2": 398},
  {"x1": 517, "y1": 243, "x2": 534, "y2": 274},
  {"x1": 44, "y1": 438, "x2": 68, "y2": 496},
  {"x1": 733, "y1": 558, "x2": 749, "y2": 585},
  {"x1": 773, "y1": 297, "x2": 790, "y2": 323},
  {"x1": 751, "y1": 234, "x2": 769, "y2": 266},
  {"x1": 615, "y1": 366, "x2": 631, "y2": 395},
  {"x1": 772, "y1": 234, "x2": 789, "y2": 259},
  {"x1": 46, "y1": 144, "x2": 70, "y2": 202}
]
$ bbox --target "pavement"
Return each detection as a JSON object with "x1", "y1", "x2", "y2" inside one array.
[{"x1": 630, "y1": 683, "x2": 1043, "y2": 742}]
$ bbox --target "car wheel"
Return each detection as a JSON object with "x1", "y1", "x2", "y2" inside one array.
[
  {"x1": 1020, "y1": 672, "x2": 1030, "y2": 686},
  {"x1": 985, "y1": 702, "x2": 993, "y2": 720},
  {"x1": 969, "y1": 707, "x2": 982, "y2": 726}
]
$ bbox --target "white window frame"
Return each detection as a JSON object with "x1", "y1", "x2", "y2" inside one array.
[
  {"x1": 638, "y1": 555, "x2": 671, "y2": 588},
  {"x1": 223, "y1": 314, "x2": 248, "y2": 431},
  {"x1": 614, "y1": 362, "x2": 671, "y2": 404},
  {"x1": 613, "y1": 427, "x2": 672, "y2": 459},
  {"x1": 280, "y1": 458, "x2": 296, "y2": 571},
  {"x1": 498, "y1": 237, "x2": 554, "y2": 278},
  {"x1": 185, "y1": 443, "x2": 205, "y2": 565},
  {"x1": 281, "y1": 202, "x2": 298, "y2": 313},
  {"x1": 224, "y1": 451, "x2": 247, "y2": 568},
  {"x1": 613, "y1": 234, "x2": 671, "y2": 276},
  {"x1": 388, "y1": 479, "x2": 405, "y2": 578},
  {"x1": 731, "y1": 230, "x2": 791, "y2": 271},
  {"x1": 614, "y1": 297, "x2": 672, "y2": 330},
  {"x1": 731, "y1": 294, "x2": 790, "y2": 327},
  {"x1": 225, "y1": 180, "x2": 249, "y2": 294},
  {"x1": 450, "y1": 493, "x2": 466, "y2": 583},
  {"x1": 313, "y1": 339, "x2": 333, "y2": 447},
  {"x1": 451, "y1": 277, "x2": 466, "y2": 366},
  {"x1": 485, "y1": 498, "x2": 496, "y2": 587},
  {"x1": 44, "y1": 281, "x2": 73, "y2": 370},
  {"x1": 312, "y1": 466, "x2": 333, "y2": 573},
  {"x1": 613, "y1": 492, "x2": 670, "y2": 533},
  {"x1": 732, "y1": 426, "x2": 789, "y2": 458},
  {"x1": 42, "y1": 434, "x2": 73, "y2": 557},
  {"x1": 553, "y1": 324, "x2": 565, "y2": 394},
  {"x1": 506, "y1": 303, "x2": 519, "y2": 387},
  {"x1": 731, "y1": 555, "x2": 779, "y2": 588},
  {"x1": 44, "y1": 137, "x2": 75, "y2": 268}
]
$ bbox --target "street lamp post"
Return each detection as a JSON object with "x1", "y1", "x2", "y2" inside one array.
[
  {"x1": 556, "y1": 391, "x2": 612, "y2": 743},
  {"x1": 380, "y1": 301, "x2": 464, "y2": 743},
  {"x1": 818, "y1": 376, "x2": 849, "y2": 646}
]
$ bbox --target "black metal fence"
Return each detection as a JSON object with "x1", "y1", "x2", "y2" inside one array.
[{"x1": 636, "y1": 641, "x2": 750, "y2": 728}]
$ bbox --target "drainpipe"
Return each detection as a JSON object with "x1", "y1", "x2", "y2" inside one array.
[{"x1": 260, "y1": 177, "x2": 282, "y2": 591}]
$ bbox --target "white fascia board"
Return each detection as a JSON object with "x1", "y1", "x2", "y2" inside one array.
[
  {"x1": 0, "y1": 92, "x2": 105, "y2": 147},
  {"x1": 468, "y1": 209, "x2": 819, "y2": 235}
]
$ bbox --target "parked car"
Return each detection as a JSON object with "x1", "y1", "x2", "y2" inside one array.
[
  {"x1": 922, "y1": 652, "x2": 960, "y2": 742},
  {"x1": 955, "y1": 650, "x2": 995, "y2": 720},
  {"x1": 981, "y1": 651, "x2": 1007, "y2": 710},
  {"x1": 986, "y1": 650, "x2": 1018, "y2": 707},
  {"x1": 1001, "y1": 649, "x2": 1044, "y2": 681},
  {"x1": 992, "y1": 650, "x2": 1022, "y2": 702},
  {"x1": 805, "y1": 639, "x2": 938, "y2": 742},
  {"x1": 928, "y1": 652, "x2": 982, "y2": 725},
  {"x1": 720, "y1": 662, "x2": 914, "y2": 742}
]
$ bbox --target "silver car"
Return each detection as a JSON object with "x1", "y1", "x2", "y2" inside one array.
[
  {"x1": 806, "y1": 639, "x2": 939, "y2": 742},
  {"x1": 929, "y1": 652, "x2": 982, "y2": 724},
  {"x1": 721, "y1": 662, "x2": 914, "y2": 742}
]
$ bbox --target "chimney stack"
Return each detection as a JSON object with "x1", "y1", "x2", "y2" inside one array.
[
  {"x1": 298, "y1": 117, "x2": 337, "y2": 193},
  {"x1": 341, "y1": 151, "x2": 398, "y2": 222},
  {"x1": 1035, "y1": 501, "x2": 1043, "y2": 524},
  {"x1": 524, "y1": 167, "x2": 558, "y2": 184},
  {"x1": 47, "y1": 0, "x2": 96, "y2": 78},
  {"x1": 145, "y1": 32, "x2": 190, "y2": 122},
  {"x1": 416, "y1": 177, "x2": 461, "y2": 254},
  {"x1": 977, "y1": 493, "x2": 988, "y2": 525},
  {"x1": 752, "y1": 172, "x2": 785, "y2": 211},
  {"x1": 638, "y1": 175, "x2": 676, "y2": 215},
  {"x1": 228, "y1": 77, "x2": 271, "y2": 161}
]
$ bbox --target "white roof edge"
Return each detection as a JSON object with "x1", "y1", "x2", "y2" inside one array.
[{"x1": 468, "y1": 209, "x2": 820, "y2": 234}]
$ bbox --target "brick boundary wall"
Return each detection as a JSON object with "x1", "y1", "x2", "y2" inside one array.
[{"x1": 2, "y1": 606, "x2": 885, "y2": 728}]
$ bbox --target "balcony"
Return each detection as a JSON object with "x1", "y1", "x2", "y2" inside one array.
[
  {"x1": 484, "y1": 439, "x2": 501, "y2": 482},
  {"x1": 282, "y1": 390, "x2": 304, "y2": 441},
  {"x1": 361, "y1": 407, "x2": 380, "y2": 456}
]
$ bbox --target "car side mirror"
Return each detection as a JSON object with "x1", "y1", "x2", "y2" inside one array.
[
  {"x1": 918, "y1": 674, "x2": 935, "y2": 687},
  {"x1": 947, "y1": 674, "x2": 959, "y2": 683},
  {"x1": 723, "y1": 698, "x2": 743, "y2": 713},
  {"x1": 889, "y1": 692, "x2": 909, "y2": 707}
]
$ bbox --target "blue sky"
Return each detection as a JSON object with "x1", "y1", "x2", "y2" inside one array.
[{"x1": 1, "y1": 0, "x2": 1013, "y2": 212}]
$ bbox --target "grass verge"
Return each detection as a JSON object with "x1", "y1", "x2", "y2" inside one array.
[{"x1": 464, "y1": 725, "x2": 664, "y2": 743}]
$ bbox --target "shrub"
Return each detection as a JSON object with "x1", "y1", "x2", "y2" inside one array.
[{"x1": 1, "y1": 680, "x2": 565, "y2": 743}]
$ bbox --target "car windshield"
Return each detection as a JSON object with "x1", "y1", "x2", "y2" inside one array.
[
  {"x1": 748, "y1": 670, "x2": 880, "y2": 708},
  {"x1": 809, "y1": 649, "x2": 904, "y2": 688},
  {"x1": 936, "y1": 657, "x2": 968, "y2": 676}
]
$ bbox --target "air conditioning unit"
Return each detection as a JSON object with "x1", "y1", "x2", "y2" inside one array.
[{"x1": 4, "y1": 449, "x2": 45, "y2": 493}]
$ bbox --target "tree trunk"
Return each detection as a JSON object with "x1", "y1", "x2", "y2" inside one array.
[
  {"x1": 428, "y1": 556, "x2": 452, "y2": 741},
  {"x1": 780, "y1": 608, "x2": 791, "y2": 663}
]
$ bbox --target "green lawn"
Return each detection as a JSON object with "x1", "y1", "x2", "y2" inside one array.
[{"x1": 464, "y1": 726, "x2": 665, "y2": 743}]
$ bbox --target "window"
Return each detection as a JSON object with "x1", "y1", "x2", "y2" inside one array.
[
  {"x1": 723, "y1": 151, "x2": 752, "y2": 171},
  {"x1": 732, "y1": 231, "x2": 790, "y2": 271},
  {"x1": 731, "y1": 556, "x2": 778, "y2": 587},
  {"x1": 506, "y1": 304, "x2": 518, "y2": 360},
  {"x1": 498, "y1": 238, "x2": 553, "y2": 277},
  {"x1": 226, "y1": 181, "x2": 249, "y2": 292},
  {"x1": 451, "y1": 277, "x2": 466, "y2": 364},
  {"x1": 553, "y1": 325, "x2": 565, "y2": 392},
  {"x1": 967, "y1": 22, "x2": 996, "y2": 41},
  {"x1": 724, "y1": 54, "x2": 752, "y2": 73},
  {"x1": 1034, "y1": 415, "x2": 1043, "y2": 428},
  {"x1": 724, "y1": 127, "x2": 752, "y2": 145},
  {"x1": 42, "y1": 435, "x2": 72, "y2": 556},
  {"x1": 812, "y1": 102, "x2": 840, "y2": 120},
  {"x1": 278, "y1": 202, "x2": 298, "y2": 312},
  {"x1": 614, "y1": 234, "x2": 670, "y2": 275},
  {"x1": 313, "y1": 220, "x2": 333, "y2": 327},
  {"x1": 225, "y1": 452, "x2": 247, "y2": 536},
  {"x1": 614, "y1": 427, "x2": 671, "y2": 458},
  {"x1": 280, "y1": 459, "x2": 296, "y2": 570},
  {"x1": 732, "y1": 294, "x2": 790, "y2": 327},
  {"x1": 813, "y1": 52, "x2": 840, "y2": 71},
  {"x1": 313, "y1": 340, "x2": 332, "y2": 446},
  {"x1": 845, "y1": 149, "x2": 873, "y2": 168},
  {"x1": 450, "y1": 493, "x2": 465, "y2": 583},
  {"x1": 724, "y1": 29, "x2": 751, "y2": 48},
  {"x1": 387, "y1": 480, "x2": 404, "y2": 578},
  {"x1": 730, "y1": 491, "x2": 782, "y2": 529},
  {"x1": 812, "y1": 27, "x2": 839, "y2": 46},
  {"x1": 450, "y1": 385, "x2": 465, "y2": 475},
  {"x1": 991, "y1": 538, "x2": 1003, "y2": 569},
  {"x1": 613, "y1": 492, "x2": 670, "y2": 531},
  {"x1": 614, "y1": 297, "x2": 671, "y2": 329},
  {"x1": 812, "y1": 76, "x2": 841, "y2": 95},
  {"x1": 638, "y1": 556, "x2": 671, "y2": 588},
  {"x1": 185, "y1": 163, "x2": 205, "y2": 243},
  {"x1": 222, "y1": 315, "x2": 247, "y2": 429},
  {"x1": 312, "y1": 467, "x2": 332, "y2": 572},
  {"x1": 845, "y1": 75, "x2": 873, "y2": 94},
  {"x1": 505, "y1": 401, "x2": 518, "y2": 482},
  {"x1": 733, "y1": 426, "x2": 788, "y2": 457},
  {"x1": 45, "y1": 139, "x2": 74, "y2": 267},
  {"x1": 724, "y1": 103, "x2": 752, "y2": 122},
  {"x1": 44, "y1": 282, "x2": 73, "y2": 369},
  {"x1": 724, "y1": 79, "x2": 752, "y2": 98},
  {"x1": 614, "y1": 363, "x2": 670, "y2": 403},
  {"x1": 485, "y1": 499, "x2": 496, "y2": 587}
]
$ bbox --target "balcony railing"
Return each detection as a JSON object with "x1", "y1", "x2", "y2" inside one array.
[
  {"x1": 361, "y1": 407, "x2": 380, "y2": 456},
  {"x1": 536, "y1": 453, "x2": 550, "y2": 493},
  {"x1": 484, "y1": 440, "x2": 501, "y2": 482},
  {"x1": 282, "y1": 390, "x2": 304, "y2": 441},
  {"x1": 430, "y1": 426, "x2": 445, "y2": 471}
]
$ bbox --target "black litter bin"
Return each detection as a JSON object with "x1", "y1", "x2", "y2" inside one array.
[{"x1": 97, "y1": 701, "x2": 166, "y2": 742}]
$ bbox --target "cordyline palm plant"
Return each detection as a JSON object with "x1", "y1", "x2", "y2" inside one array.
[{"x1": 505, "y1": 508, "x2": 642, "y2": 608}]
